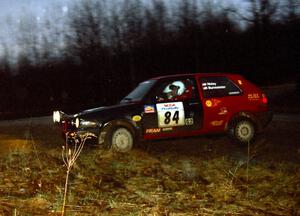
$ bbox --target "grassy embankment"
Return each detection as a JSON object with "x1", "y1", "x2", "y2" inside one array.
[{"x1": 0, "y1": 123, "x2": 299, "y2": 215}]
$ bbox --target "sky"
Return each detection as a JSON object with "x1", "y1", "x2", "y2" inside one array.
[
  {"x1": 0, "y1": 0, "x2": 71, "y2": 28},
  {"x1": 0, "y1": 0, "x2": 71, "y2": 16},
  {"x1": 0, "y1": 0, "x2": 72, "y2": 58},
  {"x1": 0, "y1": 0, "x2": 247, "y2": 59},
  {"x1": 0, "y1": 0, "x2": 245, "y2": 19}
]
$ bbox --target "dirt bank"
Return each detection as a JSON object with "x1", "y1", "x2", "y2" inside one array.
[{"x1": 0, "y1": 118, "x2": 299, "y2": 215}]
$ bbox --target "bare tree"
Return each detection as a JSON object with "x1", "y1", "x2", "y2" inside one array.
[
  {"x1": 282, "y1": 0, "x2": 300, "y2": 22},
  {"x1": 0, "y1": 42, "x2": 12, "y2": 112},
  {"x1": 64, "y1": 0, "x2": 113, "y2": 104},
  {"x1": 176, "y1": 0, "x2": 200, "y2": 32},
  {"x1": 243, "y1": 0, "x2": 280, "y2": 31},
  {"x1": 120, "y1": 0, "x2": 145, "y2": 87},
  {"x1": 39, "y1": 4, "x2": 68, "y2": 64},
  {"x1": 107, "y1": 3, "x2": 124, "y2": 52},
  {"x1": 16, "y1": 13, "x2": 41, "y2": 67},
  {"x1": 0, "y1": 43, "x2": 11, "y2": 76},
  {"x1": 144, "y1": 0, "x2": 169, "y2": 43},
  {"x1": 65, "y1": 0, "x2": 106, "y2": 64}
]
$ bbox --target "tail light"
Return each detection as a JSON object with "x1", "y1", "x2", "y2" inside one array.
[{"x1": 262, "y1": 94, "x2": 268, "y2": 104}]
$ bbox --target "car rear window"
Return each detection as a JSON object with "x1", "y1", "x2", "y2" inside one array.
[{"x1": 200, "y1": 76, "x2": 242, "y2": 98}]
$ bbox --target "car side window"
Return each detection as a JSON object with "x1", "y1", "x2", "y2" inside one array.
[
  {"x1": 152, "y1": 78, "x2": 196, "y2": 102},
  {"x1": 200, "y1": 76, "x2": 242, "y2": 98}
]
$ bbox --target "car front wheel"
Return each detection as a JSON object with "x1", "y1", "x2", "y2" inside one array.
[
  {"x1": 232, "y1": 119, "x2": 256, "y2": 145},
  {"x1": 110, "y1": 127, "x2": 134, "y2": 152}
]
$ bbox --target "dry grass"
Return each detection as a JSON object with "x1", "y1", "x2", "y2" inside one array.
[
  {"x1": 0, "y1": 146, "x2": 299, "y2": 215},
  {"x1": 0, "y1": 121, "x2": 299, "y2": 215}
]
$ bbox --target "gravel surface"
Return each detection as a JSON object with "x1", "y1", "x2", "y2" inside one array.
[{"x1": 0, "y1": 116, "x2": 52, "y2": 126}]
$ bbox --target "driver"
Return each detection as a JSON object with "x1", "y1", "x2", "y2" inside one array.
[{"x1": 167, "y1": 84, "x2": 180, "y2": 99}]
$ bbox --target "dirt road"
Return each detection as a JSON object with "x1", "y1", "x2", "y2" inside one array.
[{"x1": 0, "y1": 114, "x2": 299, "y2": 164}]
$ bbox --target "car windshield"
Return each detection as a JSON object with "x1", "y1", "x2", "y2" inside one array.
[{"x1": 121, "y1": 79, "x2": 156, "y2": 103}]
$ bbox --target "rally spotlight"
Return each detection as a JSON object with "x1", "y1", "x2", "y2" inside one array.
[{"x1": 53, "y1": 110, "x2": 64, "y2": 123}]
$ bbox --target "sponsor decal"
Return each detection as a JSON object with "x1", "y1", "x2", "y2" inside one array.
[
  {"x1": 206, "y1": 99, "x2": 221, "y2": 108},
  {"x1": 202, "y1": 82, "x2": 226, "y2": 90},
  {"x1": 237, "y1": 80, "x2": 243, "y2": 85},
  {"x1": 145, "y1": 128, "x2": 161, "y2": 133},
  {"x1": 210, "y1": 120, "x2": 224, "y2": 126},
  {"x1": 218, "y1": 107, "x2": 228, "y2": 115},
  {"x1": 132, "y1": 115, "x2": 142, "y2": 122},
  {"x1": 212, "y1": 99, "x2": 221, "y2": 107},
  {"x1": 205, "y1": 100, "x2": 212, "y2": 107},
  {"x1": 144, "y1": 105, "x2": 156, "y2": 113},
  {"x1": 185, "y1": 118, "x2": 194, "y2": 125},
  {"x1": 160, "y1": 103, "x2": 178, "y2": 111},
  {"x1": 162, "y1": 127, "x2": 173, "y2": 132},
  {"x1": 229, "y1": 91, "x2": 240, "y2": 95},
  {"x1": 156, "y1": 102, "x2": 185, "y2": 128},
  {"x1": 248, "y1": 93, "x2": 260, "y2": 101}
]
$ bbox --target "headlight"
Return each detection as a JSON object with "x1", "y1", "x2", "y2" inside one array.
[
  {"x1": 53, "y1": 111, "x2": 61, "y2": 123},
  {"x1": 75, "y1": 118, "x2": 98, "y2": 128},
  {"x1": 75, "y1": 118, "x2": 80, "y2": 128},
  {"x1": 53, "y1": 111, "x2": 70, "y2": 124}
]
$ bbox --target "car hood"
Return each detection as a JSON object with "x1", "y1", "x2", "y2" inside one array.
[
  {"x1": 75, "y1": 106, "x2": 107, "y2": 116},
  {"x1": 74, "y1": 101, "x2": 141, "y2": 120}
]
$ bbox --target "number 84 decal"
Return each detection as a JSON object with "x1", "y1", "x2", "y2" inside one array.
[{"x1": 156, "y1": 102, "x2": 185, "y2": 128}]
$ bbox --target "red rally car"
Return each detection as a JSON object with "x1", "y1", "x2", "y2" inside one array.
[{"x1": 53, "y1": 73, "x2": 272, "y2": 152}]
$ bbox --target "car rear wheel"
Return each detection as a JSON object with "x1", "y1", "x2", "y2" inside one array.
[
  {"x1": 110, "y1": 127, "x2": 134, "y2": 152},
  {"x1": 232, "y1": 119, "x2": 256, "y2": 145}
]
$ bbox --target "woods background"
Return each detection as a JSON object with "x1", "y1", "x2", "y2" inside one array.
[{"x1": 0, "y1": 0, "x2": 299, "y2": 117}]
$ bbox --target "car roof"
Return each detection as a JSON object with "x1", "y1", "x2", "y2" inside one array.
[{"x1": 150, "y1": 73, "x2": 240, "y2": 80}]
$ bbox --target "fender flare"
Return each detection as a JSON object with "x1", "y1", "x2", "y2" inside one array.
[
  {"x1": 225, "y1": 111, "x2": 261, "y2": 133},
  {"x1": 98, "y1": 118, "x2": 138, "y2": 146}
]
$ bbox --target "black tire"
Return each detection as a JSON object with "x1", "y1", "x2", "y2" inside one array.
[
  {"x1": 231, "y1": 119, "x2": 256, "y2": 145},
  {"x1": 107, "y1": 127, "x2": 134, "y2": 152}
]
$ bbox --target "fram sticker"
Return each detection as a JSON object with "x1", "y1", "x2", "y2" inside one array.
[
  {"x1": 146, "y1": 128, "x2": 161, "y2": 133},
  {"x1": 144, "y1": 105, "x2": 156, "y2": 113}
]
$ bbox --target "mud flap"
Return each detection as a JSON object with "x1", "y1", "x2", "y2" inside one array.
[{"x1": 98, "y1": 131, "x2": 107, "y2": 145}]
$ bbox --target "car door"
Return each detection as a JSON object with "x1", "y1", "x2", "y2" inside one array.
[
  {"x1": 141, "y1": 76, "x2": 203, "y2": 139},
  {"x1": 198, "y1": 76, "x2": 243, "y2": 132}
]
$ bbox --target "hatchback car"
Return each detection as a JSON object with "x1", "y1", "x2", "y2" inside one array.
[{"x1": 53, "y1": 73, "x2": 272, "y2": 152}]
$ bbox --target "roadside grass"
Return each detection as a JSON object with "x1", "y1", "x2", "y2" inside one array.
[
  {"x1": 0, "y1": 144, "x2": 299, "y2": 215},
  {"x1": 0, "y1": 122, "x2": 299, "y2": 215}
]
